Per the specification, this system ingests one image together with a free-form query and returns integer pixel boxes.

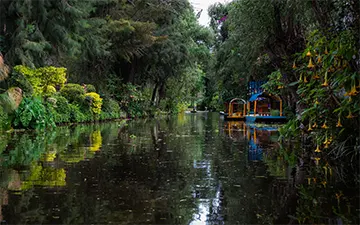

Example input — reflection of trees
[293,158,359,225]
[2,118,201,224]
[2,114,358,224]
[20,163,66,190]
[258,135,359,224]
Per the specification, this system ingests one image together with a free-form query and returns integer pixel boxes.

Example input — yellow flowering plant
[290,29,359,155]
[85,92,103,114]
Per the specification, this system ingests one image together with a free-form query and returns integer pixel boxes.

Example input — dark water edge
[0,112,358,224]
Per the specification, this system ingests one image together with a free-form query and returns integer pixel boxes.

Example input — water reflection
[0,113,358,224]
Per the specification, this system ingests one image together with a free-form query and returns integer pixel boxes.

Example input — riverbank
[0,65,167,130]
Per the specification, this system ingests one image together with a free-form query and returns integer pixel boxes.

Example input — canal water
[0,112,358,224]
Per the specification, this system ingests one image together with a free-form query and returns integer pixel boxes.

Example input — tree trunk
[151,83,158,106]
[157,83,165,106]
[128,59,136,84]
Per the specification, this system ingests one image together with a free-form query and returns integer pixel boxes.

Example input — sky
[190,0,228,26]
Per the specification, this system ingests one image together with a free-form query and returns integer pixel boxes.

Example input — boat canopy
[249,92,263,102]
[249,92,281,102]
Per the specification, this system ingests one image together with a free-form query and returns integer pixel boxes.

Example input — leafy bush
[60,83,85,104]
[7,70,34,96]
[44,85,56,96]
[68,104,84,122]
[52,95,70,115]
[107,83,150,117]
[68,104,93,122]
[100,98,122,119]
[13,97,55,129]
[287,30,359,155]
[85,84,96,93]
[0,104,9,129]
[85,92,103,114]
[47,96,70,123]
[270,109,280,116]
[13,65,67,95]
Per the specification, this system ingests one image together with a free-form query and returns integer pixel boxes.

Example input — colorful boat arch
[225,98,247,120]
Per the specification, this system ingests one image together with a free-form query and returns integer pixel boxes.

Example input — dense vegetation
[203,1,359,223]
[0,1,359,223]
[0,0,358,160]
[0,0,213,129]
[204,1,359,155]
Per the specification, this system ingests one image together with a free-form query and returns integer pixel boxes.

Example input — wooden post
[243,104,246,116]
[247,102,250,115]
[254,129,257,143]
[254,101,257,115]
[280,99,283,116]
[228,103,232,115]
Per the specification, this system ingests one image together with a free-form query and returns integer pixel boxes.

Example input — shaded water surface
[0,113,358,224]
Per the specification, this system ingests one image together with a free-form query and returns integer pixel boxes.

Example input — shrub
[45,85,56,96]
[68,104,84,122]
[68,104,93,122]
[85,84,96,93]
[103,98,120,113]
[60,83,85,104]
[7,70,34,96]
[52,95,70,115]
[13,97,55,129]
[48,95,70,123]
[0,104,9,129]
[85,92,102,114]
[270,109,280,116]
[100,98,122,120]
[13,65,67,96]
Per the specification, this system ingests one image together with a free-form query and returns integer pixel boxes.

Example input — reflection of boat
[224,98,246,121]
[245,92,287,123]
[246,125,279,161]
[223,121,247,141]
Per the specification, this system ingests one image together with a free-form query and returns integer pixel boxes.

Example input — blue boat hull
[245,115,287,123]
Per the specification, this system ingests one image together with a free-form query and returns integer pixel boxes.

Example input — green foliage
[50,95,71,123]
[60,83,85,104]
[0,92,17,113]
[270,109,280,116]
[0,104,9,129]
[68,104,92,123]
[100,98,122,120]
[262,70,284,96]
[291,29,359,155]
[13,65,67,95]
[13,97,55,129]
[109,83,149,118]
[7,70,34,96]
[279,118,300,140]
[85,84,96,93]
